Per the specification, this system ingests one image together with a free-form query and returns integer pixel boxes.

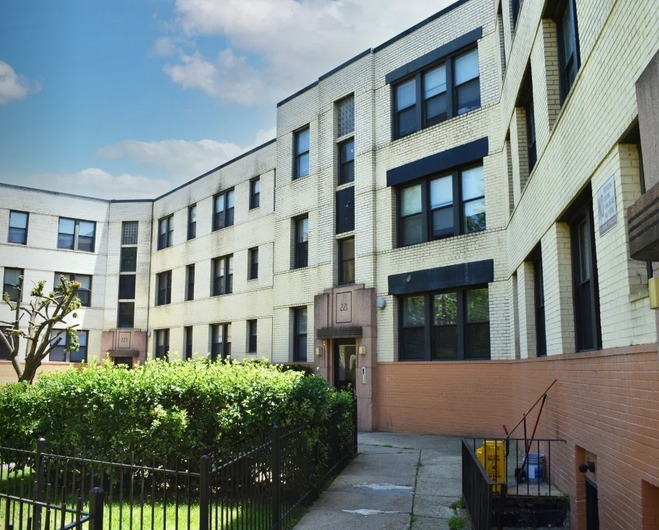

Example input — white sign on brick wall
[597,175,617,236]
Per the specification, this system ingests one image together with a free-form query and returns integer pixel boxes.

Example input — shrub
[0,359,354,463]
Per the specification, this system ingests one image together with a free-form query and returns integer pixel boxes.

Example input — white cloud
[18,169,172,200]
[161,0,458,104]
[98,137,249,178]
[10,131,276,201]
[0,60,40,106]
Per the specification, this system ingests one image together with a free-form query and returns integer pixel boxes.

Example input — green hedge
[0,359,354,461]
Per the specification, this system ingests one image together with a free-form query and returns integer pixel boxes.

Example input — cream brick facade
[2,1,659,522]
[0,0,656,384]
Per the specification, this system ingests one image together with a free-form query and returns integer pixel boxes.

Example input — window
[399,287,490,361]
[0,327,12,359]
[184,326,193,360]
[571,203,601,351]
[248,247,259,280]
[122,221,138,245]
[526,92,537,172]
[49,330,88,363]
[158,215,173,250]
[293,127,310,179]
[293,307,307,362]
[533,253,546,357]
[58,218,96,252]
[293,216,309,269]
[188,205,197,240]
[117,302,135,328]
[118,275,136,300]
[398,165,485,247]
[55,273,92,307]
[213,190,235,230]
[337,96,355,137]
[556,0,580,102]
[8,210,29,245]
[156,271,172,306]
[3,268,23,302]
[393,47,480,139]
[338,139,355,185]
[247,320,257,353]
[120,247,137,272]
[212,255,233,296]
[249,177,260,209]
[186,264,195,301]
[211,323,231,361]
[339,237,355,285]
[511,0,522,28]
[336,187,355,234]
[154,329,170,360]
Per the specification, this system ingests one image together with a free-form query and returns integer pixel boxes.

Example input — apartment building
[1,0,658,526]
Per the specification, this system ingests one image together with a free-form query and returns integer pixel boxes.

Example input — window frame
[8,210,29,245]
[184,326,193,360]
[186,264,195,301]
[392,45,480,140]
[212,255,233,296]
[154,329,170,360]
[511,0,522,29]
[55,272,92,307]
[213,189,235,231]
[293,215,309,269]
[49,330,88,363]
[249,177,261,209]
[121,221,139,245]
[555,0,580,103]
[187,204,197,240]
[338,138,355,185]
[533,253,547,357]
[398,286,490,361]
[293,307,307,362]
[570,202,601,352]
[3,268,23,302]
[338,237,355,285]
[120,247,137,272]
[397,164,486,247]
[210,323,231,361]
[247,320,257,353]
[58,217,96,252]
[117,302,135,328]
[248,247,259,280]
[157,215,174,250]
[293,127,310,180]
[0,326,12,359]
[156,270,172,306]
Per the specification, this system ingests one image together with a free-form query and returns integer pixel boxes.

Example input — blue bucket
[525,453,545,483]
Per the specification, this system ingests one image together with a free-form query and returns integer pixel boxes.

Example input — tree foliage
[1,276,81,383]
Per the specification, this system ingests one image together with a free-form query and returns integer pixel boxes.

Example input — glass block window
[337,95,355,137]
[122,221,139,245]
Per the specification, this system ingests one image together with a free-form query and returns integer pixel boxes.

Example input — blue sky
[0,0,456,199]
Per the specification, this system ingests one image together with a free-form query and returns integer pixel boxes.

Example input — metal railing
[463,437,567,530]
[1,401,357,530]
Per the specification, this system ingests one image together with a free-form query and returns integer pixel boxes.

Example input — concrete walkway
[295,432,472,530]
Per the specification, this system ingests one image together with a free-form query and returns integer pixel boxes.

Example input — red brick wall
[375,345,659,529]
[0,361,73,383]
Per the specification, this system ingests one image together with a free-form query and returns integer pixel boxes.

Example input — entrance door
[334,339,356,391]
[585,477,599,530]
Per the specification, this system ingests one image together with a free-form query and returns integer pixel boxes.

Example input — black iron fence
[1,402,357,530]
[463,437,567,529]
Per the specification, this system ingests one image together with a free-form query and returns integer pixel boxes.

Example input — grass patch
[449,495,466,509]
[448,514,465,530]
